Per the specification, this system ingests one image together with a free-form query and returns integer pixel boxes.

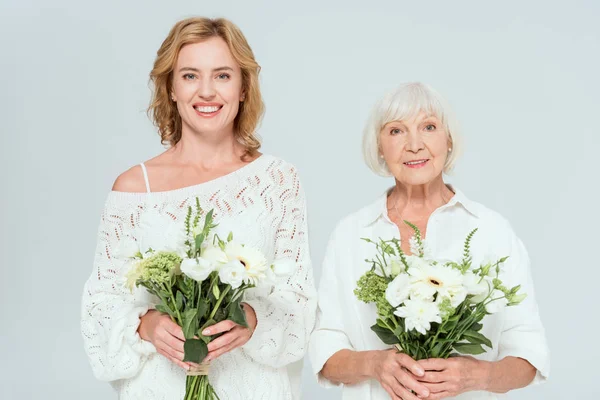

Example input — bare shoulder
[112,165,147,193]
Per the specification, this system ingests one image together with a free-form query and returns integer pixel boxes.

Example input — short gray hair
[362,82,461,176]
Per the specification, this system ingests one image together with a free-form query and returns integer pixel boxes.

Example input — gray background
[1,0,598,398]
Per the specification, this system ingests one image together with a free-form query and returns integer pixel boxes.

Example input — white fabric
[309,186,550,400]
[81,155,317,400]
[139,162,151,193]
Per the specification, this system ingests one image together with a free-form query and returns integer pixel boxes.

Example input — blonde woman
[81,17,316,399]
[309,83,549,399]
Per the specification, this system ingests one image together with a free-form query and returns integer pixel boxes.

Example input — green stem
[209,286,231,320]
[167,285,183,325]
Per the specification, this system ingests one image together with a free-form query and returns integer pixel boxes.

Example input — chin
[395,173,439,186]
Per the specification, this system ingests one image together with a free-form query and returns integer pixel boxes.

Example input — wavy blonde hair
[148,17,264,155]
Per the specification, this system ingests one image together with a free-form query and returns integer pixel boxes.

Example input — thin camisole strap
[139,163,151,193]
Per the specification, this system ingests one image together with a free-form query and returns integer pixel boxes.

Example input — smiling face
[379,112,450,186]
[171,37,245,138]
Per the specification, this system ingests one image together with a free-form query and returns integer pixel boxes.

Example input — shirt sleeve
[497,233,550,385]
[241,167,317,368]
[309,224,355,388]
[81,196,156,381]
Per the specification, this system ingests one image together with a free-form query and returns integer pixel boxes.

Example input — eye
[424,124,437,131]
[183,73,196,80]
[217,73,231,80]
[390,128,402,135]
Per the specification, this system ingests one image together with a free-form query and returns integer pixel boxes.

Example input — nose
[406,129,425,153]
[197,78,216,100]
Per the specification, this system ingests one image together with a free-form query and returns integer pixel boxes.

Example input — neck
[169,126,245,167]
[389,175,453,218]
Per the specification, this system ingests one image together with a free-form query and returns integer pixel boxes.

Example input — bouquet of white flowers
[355,222,526,360]
[122,199,289,399]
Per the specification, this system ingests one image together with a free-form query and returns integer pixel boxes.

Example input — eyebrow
[178,66,234,73]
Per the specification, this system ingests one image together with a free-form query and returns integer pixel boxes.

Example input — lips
[193,103,223,117]
[403,159,429,168]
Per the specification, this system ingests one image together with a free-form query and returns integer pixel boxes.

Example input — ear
[240,91,246,102]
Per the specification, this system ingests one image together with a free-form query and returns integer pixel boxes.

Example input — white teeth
[405,160,427,165]
[195,106,220,113]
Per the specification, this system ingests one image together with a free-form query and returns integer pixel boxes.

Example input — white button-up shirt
[309,187,549,399]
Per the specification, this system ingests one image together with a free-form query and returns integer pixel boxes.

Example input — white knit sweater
[81,155,317,399]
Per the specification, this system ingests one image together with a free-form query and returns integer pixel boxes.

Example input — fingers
[202,320,237,336]
[382,383,404,400]
[419,370,445,384]
[156,345,188,370]
[206,326,251,360]
[389,377,421,400]
[207,336,243,361]
[418,358,447,372]
[396,353,425,377]
[161,317,186,341]
[207,330,237,353]
[394,368,430,399]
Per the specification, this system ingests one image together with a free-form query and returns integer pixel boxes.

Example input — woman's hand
[138,310,191,370]
[417,356,490,399]
[371,350,430,400]
[202,303,258,361]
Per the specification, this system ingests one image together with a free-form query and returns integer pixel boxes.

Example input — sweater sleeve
[81,194,156,381]
[241,166,317,368]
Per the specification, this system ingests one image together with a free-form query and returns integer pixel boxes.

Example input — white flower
[181,257,214,282]
[405,255,430,270]
[463,271,492,303]
[201,245,228,266]
[124,259,143,291]
[394,298,442,335]
[225,241,268,283]
[385,274,411,307]
[384,258,405,277]
[408,263,467,306]
[409,236,422,256]
[137,208,188,257]
[485,291,509,314]
[218,260,247,289]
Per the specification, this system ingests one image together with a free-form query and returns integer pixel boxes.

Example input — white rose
[385,274,411,308]
[181,257,214,282]
[218,260,247,289]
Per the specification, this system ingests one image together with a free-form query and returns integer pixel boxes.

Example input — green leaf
[204,209,214,228]
[195,234,205,253]
[370,323,400,345]
[440,315,459,333]
[175,291,183,311]
[183,338,208,363]
[227,232,234,242]
[469,322,483,332]
[197,319,217,343]
[197,299,209,319]
[182,308,199,339]
[155,304,174,318]
[462,330,492,348]
[229,303,248,328]
[453,342,486,355]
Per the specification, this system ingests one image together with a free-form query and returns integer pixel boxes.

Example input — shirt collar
[360,184,480,227]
